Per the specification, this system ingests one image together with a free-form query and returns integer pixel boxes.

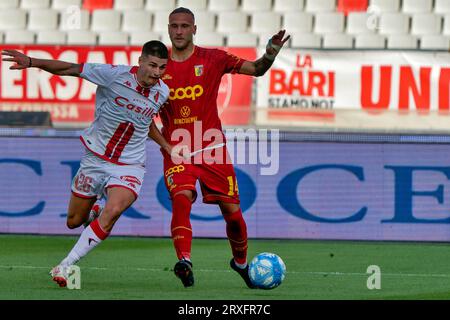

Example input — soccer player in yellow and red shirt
[149,7,289,288]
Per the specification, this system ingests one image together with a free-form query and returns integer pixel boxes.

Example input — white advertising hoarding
[256,50,450,131]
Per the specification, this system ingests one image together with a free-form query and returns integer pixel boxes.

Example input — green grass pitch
[0,234,450,300]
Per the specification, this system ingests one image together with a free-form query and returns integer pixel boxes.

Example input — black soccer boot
[174,259,194,288]
[230,258,257,289]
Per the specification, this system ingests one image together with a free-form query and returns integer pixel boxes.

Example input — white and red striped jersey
[79,63,169,165]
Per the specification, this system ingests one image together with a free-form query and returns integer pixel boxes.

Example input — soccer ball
[249,252,286,289]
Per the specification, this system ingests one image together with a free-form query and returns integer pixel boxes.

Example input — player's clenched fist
[1,49,32,70]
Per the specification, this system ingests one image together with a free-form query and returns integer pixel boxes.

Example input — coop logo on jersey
[169,85,204,101]
[194,65,203,76]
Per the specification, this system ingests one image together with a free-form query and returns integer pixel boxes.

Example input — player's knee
[102,205,123,219]
[220,202,241,216]
[66,218,81,229]
[174,190,194,202]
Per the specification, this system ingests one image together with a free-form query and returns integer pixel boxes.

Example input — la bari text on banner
[256,49,450,131]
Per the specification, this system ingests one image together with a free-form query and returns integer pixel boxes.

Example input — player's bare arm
[1,49,81,76]
[239,30,290,77]
[149,121,185,160]
[149,121,172,154]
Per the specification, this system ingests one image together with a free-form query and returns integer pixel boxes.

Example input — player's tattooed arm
[238,30,290,77]
[1,49,82,76]
[252,56,275,77]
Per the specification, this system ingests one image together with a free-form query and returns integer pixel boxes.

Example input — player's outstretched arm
[238,30,290,77]
[2,49,82,76]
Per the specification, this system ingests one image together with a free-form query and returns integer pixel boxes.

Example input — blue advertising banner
[1,135,450,241]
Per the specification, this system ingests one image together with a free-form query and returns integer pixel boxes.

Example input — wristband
[264,38,281,61]
[28,57,32,68]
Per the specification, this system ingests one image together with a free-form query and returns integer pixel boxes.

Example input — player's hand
[166,145,190,162]
[1,49,32,70]
[266,30,290,57]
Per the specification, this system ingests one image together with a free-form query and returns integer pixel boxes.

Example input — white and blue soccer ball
[249,252,286,289]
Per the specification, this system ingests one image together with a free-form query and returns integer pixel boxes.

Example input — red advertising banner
[0,45,255,127]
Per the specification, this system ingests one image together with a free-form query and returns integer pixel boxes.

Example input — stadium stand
[28,9,59,31]
[282,12,314,34]
[194,31,225,46]
[194,11,216,32]
[91,9,122,32]
[0,0,19,9]
[178,0,208,11]
[241,0,273,12]
[122,11,153,32]
[217,12,249,34]
[250,12,282,35]
[387,34,418,49]
[21,0,51,9]
[37,30,67,44]
[145,0,176,11]
[208,0,239,12]
[226,32,258,47]
[52,0,83,11]
[291,33,322,48]
[0,0,448,50]
[337,0,368,15]
[66,30,97,44]
[152,10,173,33]
[129,31,161,45]
[314,12,345,34]
[402,0,433,13]
[98,31,129,45]
[370,0,401,13]
[346,12,375,34]
[83,0,113,11]
[436,0,450,14]
[113,0,144,11]
[323,33,353,48]
[4,30,35,44]
[354,33,385,48]
[59,9,91,30]
[0,9,27,31]
[273,0,305,12]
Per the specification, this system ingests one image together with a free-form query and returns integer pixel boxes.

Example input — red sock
[223,208,248,265]
[171,193,193,261]
[90,218,109,240]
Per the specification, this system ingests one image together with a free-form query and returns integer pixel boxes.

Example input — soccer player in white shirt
[2,41,170,287]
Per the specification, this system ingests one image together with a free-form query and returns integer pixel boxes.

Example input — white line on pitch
[1,265,450,278]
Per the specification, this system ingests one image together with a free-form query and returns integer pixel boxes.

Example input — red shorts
[162,148,240,204]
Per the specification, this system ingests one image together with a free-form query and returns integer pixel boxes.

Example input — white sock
[234,260,248,269]
[60,222,107,267]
